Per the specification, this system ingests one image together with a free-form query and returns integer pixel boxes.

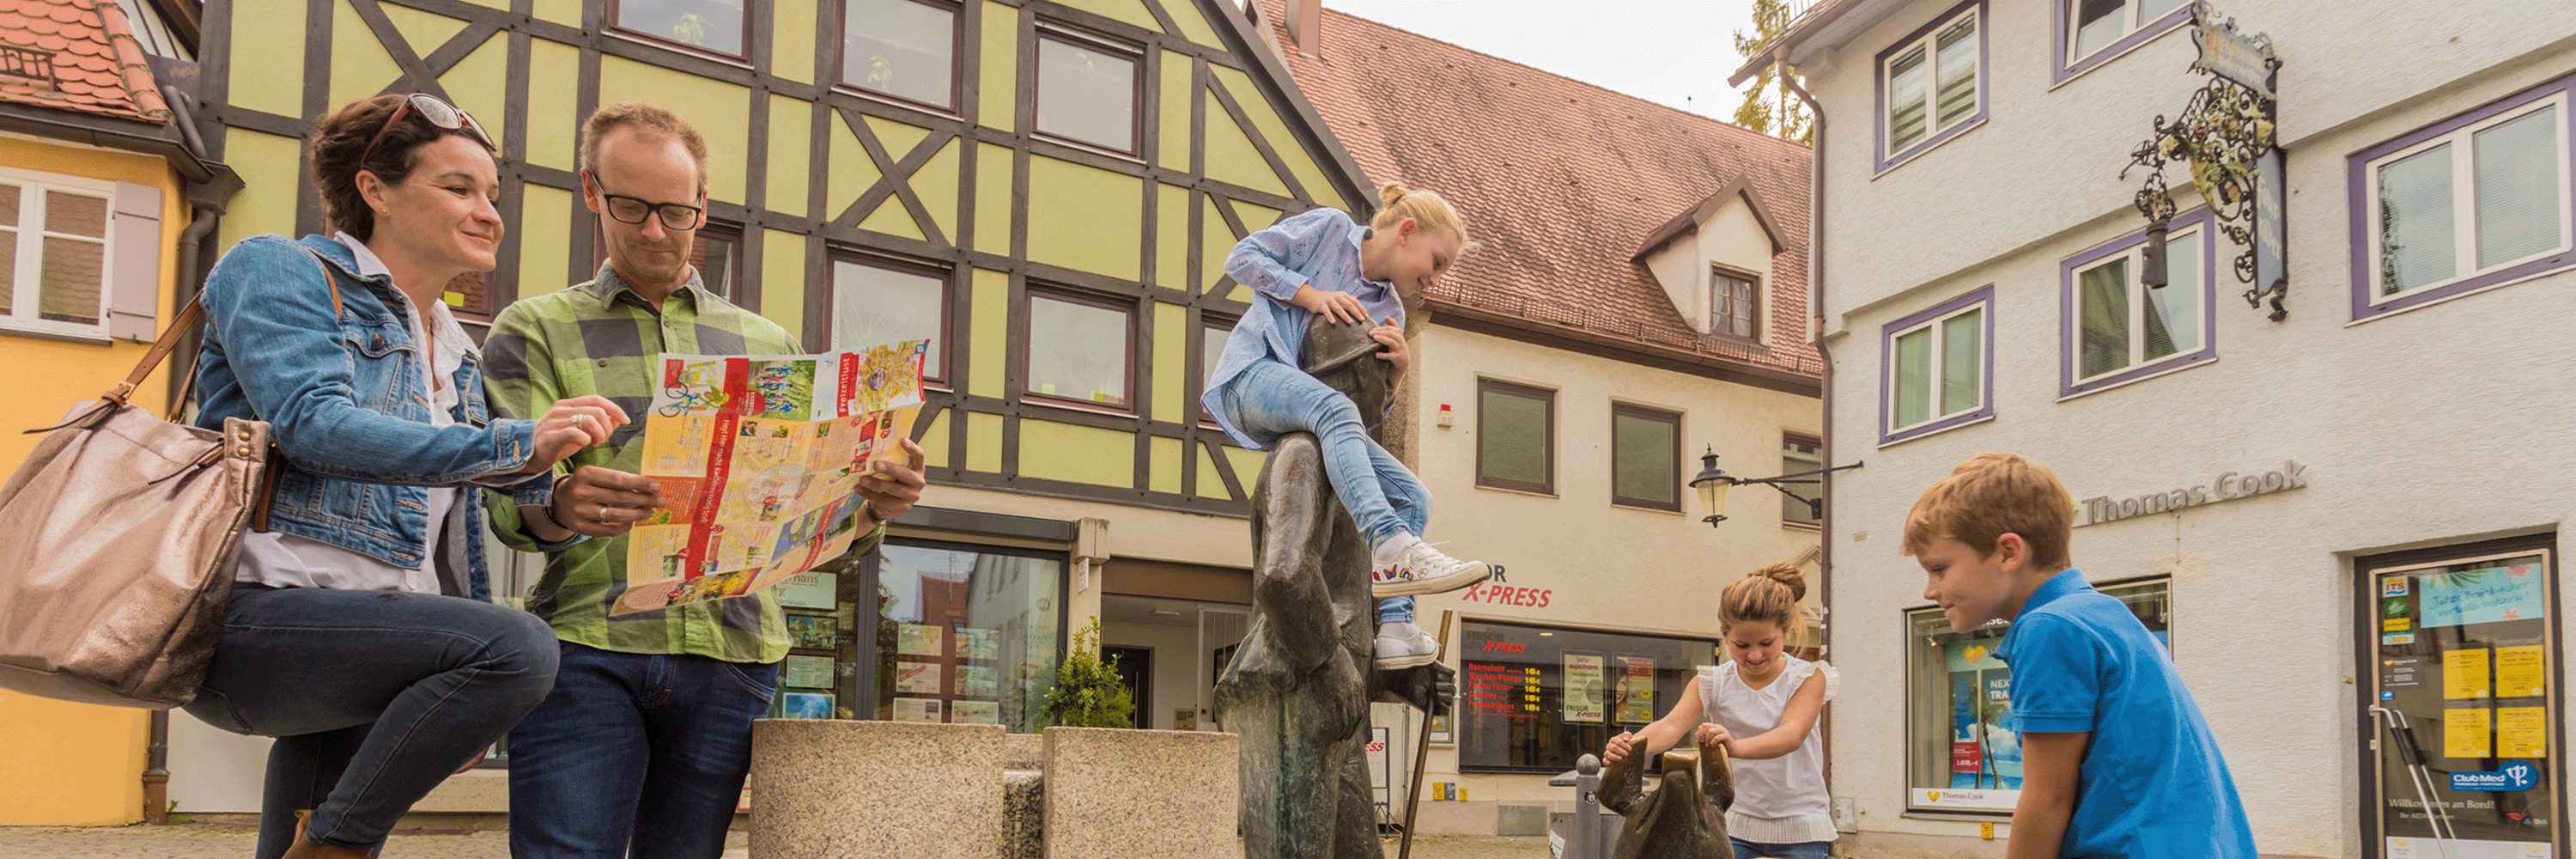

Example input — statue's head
[1300,320,1394,434]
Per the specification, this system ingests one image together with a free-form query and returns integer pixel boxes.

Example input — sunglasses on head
[358,93,496,168]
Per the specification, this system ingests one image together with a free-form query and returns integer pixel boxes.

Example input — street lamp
[1691,446,1733,527]
[1688,445,1864,530]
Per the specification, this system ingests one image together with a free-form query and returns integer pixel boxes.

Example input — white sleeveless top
[1699,656,1839,844]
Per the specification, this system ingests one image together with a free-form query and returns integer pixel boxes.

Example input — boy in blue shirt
[1905,453,2257,859]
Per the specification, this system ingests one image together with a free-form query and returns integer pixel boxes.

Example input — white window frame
[2360,92,2575,302]
[2062,0,2191,69]
[2066,219,2213,390]
[0,167,118,341]
[1878,1,1983,168]
[1885,299,1988,439]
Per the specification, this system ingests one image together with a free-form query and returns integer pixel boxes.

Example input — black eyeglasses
[589,175,705,231]
[359,93,495,168]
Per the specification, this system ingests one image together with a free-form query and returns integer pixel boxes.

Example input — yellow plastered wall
[595,57,750,204]
[1020,420,1133,486]
[761,229,808,341]
[0,139,183,826]
[1027,156,1141,280]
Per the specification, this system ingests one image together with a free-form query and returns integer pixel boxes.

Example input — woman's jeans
[1221,358,1430,624]
[180,585,558,857]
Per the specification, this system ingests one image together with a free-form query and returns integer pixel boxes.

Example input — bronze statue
[1212,320,1453,859]
[1598,742,1735,859]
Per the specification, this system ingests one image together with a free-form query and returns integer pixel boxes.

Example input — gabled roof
[1632,174,1790,262]
[1255,0,1821,385]
[0,0,172,123]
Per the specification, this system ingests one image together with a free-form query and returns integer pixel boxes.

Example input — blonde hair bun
[1379,181,1411,207]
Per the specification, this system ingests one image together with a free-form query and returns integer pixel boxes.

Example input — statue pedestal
[1042,727,1240,859]
[748,721,1004,859]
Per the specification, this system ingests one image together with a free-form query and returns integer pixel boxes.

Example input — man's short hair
[580,100,710,195]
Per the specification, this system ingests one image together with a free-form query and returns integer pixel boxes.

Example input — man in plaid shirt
[483,101,929,859]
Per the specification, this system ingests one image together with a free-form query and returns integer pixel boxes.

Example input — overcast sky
[1319,0,1769,120]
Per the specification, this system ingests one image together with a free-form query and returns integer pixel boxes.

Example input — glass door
[2359,537,2564,859]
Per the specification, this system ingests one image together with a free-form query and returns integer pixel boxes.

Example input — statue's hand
[1372,660,1455,714]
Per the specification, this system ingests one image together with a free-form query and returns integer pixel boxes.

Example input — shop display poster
[1616,656,1656,724]
[1945,640,2020,790]
[898,623,946,656]
[2444,649,2493,699]
[785,614,837,650]
[2496,645,2548,698]
[780,691,834,720]
[2444,707,2493,758]
[2418,565,2548,628]
[1562,654,1606,723]
[951,700,1001,725]
[894,661,944,695]
[775,572,837,610]
[957,626,1000,661]
[893,698,942,723]
[612,342,927,616]
[956,665,999,698]
[2496,706,2548,758]
[781,655,835,689]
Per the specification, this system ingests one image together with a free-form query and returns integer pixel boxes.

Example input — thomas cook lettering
[2080,460,2307,526]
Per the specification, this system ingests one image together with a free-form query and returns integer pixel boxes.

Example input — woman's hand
[525,395,629,472]
[1693,722,1734,749]
[1290,284,1370,326]
[1370,318,1409,383]
[1605,731,1637,764]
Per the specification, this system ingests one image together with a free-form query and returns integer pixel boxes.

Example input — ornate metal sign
[2122,2,2285,320]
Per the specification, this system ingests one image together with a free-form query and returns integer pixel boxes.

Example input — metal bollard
[1546,754,1609,859]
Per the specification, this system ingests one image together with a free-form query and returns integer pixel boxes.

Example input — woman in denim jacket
[184,94,625,859]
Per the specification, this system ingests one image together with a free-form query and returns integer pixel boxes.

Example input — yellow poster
[2495,645,2547,698]
[2496,707,2547,758]
[2444,708,2491,758]
[2443,649,2491,699]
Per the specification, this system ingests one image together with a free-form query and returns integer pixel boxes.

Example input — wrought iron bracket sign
[2121,2,2287,320]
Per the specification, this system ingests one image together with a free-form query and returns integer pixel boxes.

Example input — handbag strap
[249,246,349,533]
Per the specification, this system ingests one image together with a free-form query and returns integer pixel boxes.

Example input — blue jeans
[507,642,781,859]
[1221,358,1429,624]
[180,585,558,858]
[1731,838,1832,859]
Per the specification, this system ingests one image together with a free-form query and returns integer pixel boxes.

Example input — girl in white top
[1605,564,1838,859]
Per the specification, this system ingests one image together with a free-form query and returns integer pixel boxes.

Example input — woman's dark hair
[310,94,491,241]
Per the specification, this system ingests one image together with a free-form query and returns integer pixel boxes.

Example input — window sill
[1878,411,1995,448]
[2348,256,2576,326]
[1902,809,2013,822]
[1610,500,1686,515]
[1782,521,1822,533]
[1874,115,1987,179]
[838,84,964,120]
[2058,352,2218,402]
[605,29,753,70]
[1474,483,1558,500]
[1025,396,1137,419]
[1030,131,1149,167]
[0,321,113,345]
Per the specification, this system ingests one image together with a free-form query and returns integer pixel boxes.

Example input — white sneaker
[1370,534,1492,598]
[1375,620,1439,668]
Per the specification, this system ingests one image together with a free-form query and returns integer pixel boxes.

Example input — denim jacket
[191,235,541,599]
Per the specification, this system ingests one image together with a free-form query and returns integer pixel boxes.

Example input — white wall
[1643,194,1781,338]
[1797,8,2576,853]
[1100,620,1208,732]
[1399,324,1822,830]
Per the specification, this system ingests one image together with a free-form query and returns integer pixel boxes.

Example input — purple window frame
[1874,0,1988,175]
[1879,285,1996,446]
[2348,71,2576,322]
[2050,0,2196,87]
[2059,207,2219,398]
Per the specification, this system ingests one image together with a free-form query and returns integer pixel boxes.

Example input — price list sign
[1463,661,1543,719]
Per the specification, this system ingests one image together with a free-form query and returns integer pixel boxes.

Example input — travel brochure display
[611,341,929,617]
[899,623,945,656]
[781,691,834,720]
[878,621,1006,725]
[893,698,942,723]
[2371,561,2554,852]
[1946,640,2021,791]
[894,661,943,695]
[781,655,834,690]
[775,572,836,610]
[786,614,836,651]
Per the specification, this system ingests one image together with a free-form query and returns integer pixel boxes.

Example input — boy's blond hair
[1902,452,2075,570]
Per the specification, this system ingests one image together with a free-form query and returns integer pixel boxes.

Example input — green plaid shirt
[483,263,883,664]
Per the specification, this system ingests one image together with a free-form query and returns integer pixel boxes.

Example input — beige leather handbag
[0,296,281,709]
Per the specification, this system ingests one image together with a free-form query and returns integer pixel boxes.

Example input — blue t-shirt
[1995,570,2257,859]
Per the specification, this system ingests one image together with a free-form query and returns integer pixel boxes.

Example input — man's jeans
[1221,357,1431,624]
[507,642,781,859]
[179,585,558,859]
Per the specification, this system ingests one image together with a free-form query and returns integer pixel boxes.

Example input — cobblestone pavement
[0,825,1552,858]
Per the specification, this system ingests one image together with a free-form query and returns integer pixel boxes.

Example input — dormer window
[1711,267,1759,340]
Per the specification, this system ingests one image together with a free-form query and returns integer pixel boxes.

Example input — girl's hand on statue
[1694,722,1733,748]
[1604,731,1635,764]
[1290,285,1369,326]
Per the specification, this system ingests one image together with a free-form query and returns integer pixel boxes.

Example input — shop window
[1035,28,1142,155]
[838,539,1066,730]
[832,253,951,384]
[2061,210,2215,397]
[1024,285,1135,411]
[1877,0,1984,173]
[1710,267,1759,340]
[1880,286,1991,444]
[842,0,962,112]
[1476,378,1554,495]
[607,0,748,58]
[2057,0,2190,82]
[1456,619,1717,773]
[1609,403,1681,512]
[2352,77,2574,321]
[1904,578,2169,813]
[2357,538,2561,856]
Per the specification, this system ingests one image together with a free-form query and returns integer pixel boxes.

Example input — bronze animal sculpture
[1212,320,1453,859]
[1598,742,1735,859]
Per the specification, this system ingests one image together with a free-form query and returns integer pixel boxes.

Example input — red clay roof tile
[0,0,172,124]
[1255,0,1820,379]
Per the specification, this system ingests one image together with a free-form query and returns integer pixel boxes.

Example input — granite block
[1042,728,1238,859]
[1002,769,1044,859]
[748,720,1004,859]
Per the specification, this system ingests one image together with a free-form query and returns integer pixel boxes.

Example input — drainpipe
[145,82,234,826]
[1779,58,1837,800]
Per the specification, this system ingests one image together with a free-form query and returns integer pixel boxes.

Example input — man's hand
[1370,317,1409,384]
[1289,284,1369,326]
[856,438,929,524]
[531,466,665,540]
